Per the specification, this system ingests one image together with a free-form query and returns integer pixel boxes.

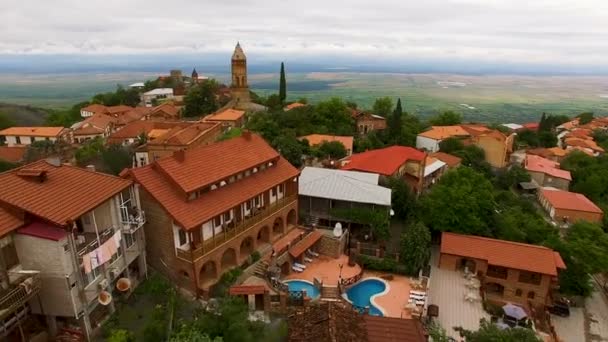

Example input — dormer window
[220,180,227,187]
[268,162,273,167]
[229,176,235,183]
[260,164,266,170]
[237,173,243,180]
[253,167,258,173]
[245,170,251,177]
[211,184,218,190]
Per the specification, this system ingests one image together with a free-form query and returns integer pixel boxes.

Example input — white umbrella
[502,303,527,320]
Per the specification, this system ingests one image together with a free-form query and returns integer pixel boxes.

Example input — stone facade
[316,231,348,258]
[528,170,570,191]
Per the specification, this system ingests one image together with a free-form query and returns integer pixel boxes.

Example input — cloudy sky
[1,0,607,67]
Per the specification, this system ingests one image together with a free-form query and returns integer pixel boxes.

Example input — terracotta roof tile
[418,126,470,140]
[522,123,539,131]
[0,207,23,236]
[146,122,219,147]
[284,102,306,111]
[204,108,245,122]
[364,315,427,342]
[564,137,604,152]
[107,121,190,143]
[106,105,133,114]
[81,104,109,115]
[0,146,27,163]
[341,146,425,176]
[441,232,565,276]
[430,152,461,168]
[0,160,132,226]
[299,134,354,152]
[540,188,603,214]
[150,103,180,118]
[0,126,65,137]
[73,114,115,136]
[229,285,267,295]
[524,154,572,180]
[289,230,323,257]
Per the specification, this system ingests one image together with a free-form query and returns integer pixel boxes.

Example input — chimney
[174,149,185,162]
[86,165,96,172]
[242,130,252,140]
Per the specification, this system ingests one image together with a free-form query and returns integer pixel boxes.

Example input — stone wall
[316,231,348,258]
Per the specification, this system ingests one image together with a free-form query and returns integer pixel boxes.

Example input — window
[518,271,542,285]
[254,196,261,207]
[271,188,275,196]
[124,233,135,249]
[245,170,251,177]
[211,184,218,190]
[515,289,522,297]
[223,211,231,222]
[245,201,250,210]
[486,265,508,279]
[527,291,535,299]
[237,173,243,180]
[214,216,222,227]
[1,242,19,270]
[178,229,188,246]
[15,136,21,144]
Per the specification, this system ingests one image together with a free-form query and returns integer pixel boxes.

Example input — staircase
[304,215,320,227]
[254,260,269,277]
[321,286,341,300]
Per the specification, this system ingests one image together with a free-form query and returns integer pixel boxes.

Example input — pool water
[345,278,386,316]
[285,280,320,299]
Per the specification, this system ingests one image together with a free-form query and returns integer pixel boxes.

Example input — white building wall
[416,135,441,152]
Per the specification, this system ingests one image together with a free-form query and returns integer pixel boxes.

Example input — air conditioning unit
[98,279,109,290]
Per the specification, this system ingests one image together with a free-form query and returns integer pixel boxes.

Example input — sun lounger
[410,290,427,296]
[307,249,319,257]
[294,262,307,269]
[304,257,313,263]
[292,265,304,273]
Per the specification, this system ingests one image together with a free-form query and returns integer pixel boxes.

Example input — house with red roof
[340,145,428,193]
[538,188,603,224]
[0,160,147,339]
[439,232,566,309]
[123,132,300,294]
[523,154,571,190]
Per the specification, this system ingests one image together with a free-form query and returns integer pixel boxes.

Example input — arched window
[527,291,535,299]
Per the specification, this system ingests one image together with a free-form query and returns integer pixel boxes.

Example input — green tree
[0,111,15,130]
[453,145,492,177]
[372,97,393,117]
[429,111,462,126]
[265,94,283,111]
[315,141,347,159]
[438,137,464,153]
[420,167,495,236]
[75,137,105,166]
[331,208,390,242]
[564,221,608,275]
[101,144,134,175]
[387,177,416,220]
[0,160,18,172]
[538,112,549,132]
[455,319,540,342]
[183,80,219,117]
[313,97,354,135]
[399,222,431,275]
[279,62,286,103]
[578,112,594,125]
[272,134,304,167]
[494,164,531,190]
[107,329,135,342]
[515,129,540,148]
[538,131,557,147]
[388,98,403,141]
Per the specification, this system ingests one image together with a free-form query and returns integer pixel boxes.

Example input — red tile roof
[364,316,427,342]
[229,285,267,295]
[341,146,425,176]
[149,103,180,118]
[522,123,539,131]
[107,121,190,143]
[17,221,67,241]
[524,155,571,180]
[0,160,132,227]
[273,227,306,254]
[0,207,23,236]
[204,108,245,122]
[0,126,65,137]
[284,102,306,111]
[0,146,27,163]
[73,114,114,136]
[106,105,133,114]
[540,189,603,214]
[299,134,354,152]
[146,122,219,147]
[289,230,323,258]
[81,104,108,115]
[440,232,565,276]
[125,135,299,230]
[154,133,280,193]
[430,152,461,168]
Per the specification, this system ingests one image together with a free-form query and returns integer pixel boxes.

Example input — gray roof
[299,167,391,206]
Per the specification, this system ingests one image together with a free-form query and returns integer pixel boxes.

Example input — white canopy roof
[299,167,391,207]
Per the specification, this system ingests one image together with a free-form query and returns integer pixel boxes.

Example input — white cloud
[1,0,607,65]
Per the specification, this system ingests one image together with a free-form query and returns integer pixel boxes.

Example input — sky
[1,0,608,70]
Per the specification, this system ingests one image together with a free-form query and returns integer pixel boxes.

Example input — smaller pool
[284,280,320,299]
[345,278,386,316]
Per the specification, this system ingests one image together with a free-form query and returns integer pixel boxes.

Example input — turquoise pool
[345,278,386,316]
[284,280,320,299]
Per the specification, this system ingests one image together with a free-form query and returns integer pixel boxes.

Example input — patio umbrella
[502,303,527,320]
[495,322,510,330]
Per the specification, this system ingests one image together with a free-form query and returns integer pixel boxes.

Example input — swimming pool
[345,278,387,316]
[284,280,320,299]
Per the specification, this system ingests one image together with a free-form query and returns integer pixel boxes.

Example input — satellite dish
[333,222,343,237]
[116,278,132,292]
[98,291,112,306]
[390,209,395,217]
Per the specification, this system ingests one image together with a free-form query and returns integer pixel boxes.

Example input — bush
[107,329,135,342]
[251,251,261,263]
[357,255,407,275]
[210,268,243,297]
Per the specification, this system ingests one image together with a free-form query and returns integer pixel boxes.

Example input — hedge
[356,254,407,275]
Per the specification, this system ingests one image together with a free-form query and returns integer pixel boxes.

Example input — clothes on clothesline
[81,230,122,274]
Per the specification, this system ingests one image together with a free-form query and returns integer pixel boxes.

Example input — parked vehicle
[548,300,571,317]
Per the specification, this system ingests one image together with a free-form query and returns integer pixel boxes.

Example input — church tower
[230,42,250,104]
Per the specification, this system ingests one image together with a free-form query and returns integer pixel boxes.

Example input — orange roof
[0,146,27,163]
[273,227,306,254]
[284,102,306,111]
[289,230,323,257]
[204,108,245,122]
[460,124,491,136]
[559,119,579,130]
[566,146,595,156]
[107,121,190,143]
[0,160,132,227]
[81,104,108,115]
[430,152,461,168]
[153,133,280,193]
[0,126,65,137]
[524,155,571,180]
[547,147,568,157]
[522,123,539,131]
[229,285,267,295]
[73,114,114,135]
[440,232,565,276]
[418,126,470,140]
[125,136,299,230]
[0,207,23,236]
[150,103,180,118]
[146,122,219,147]
[541,188,603,214]
[364,316,427,342]
[299,134,354,152]
[564,137,604,152]
[341,146,425,176]
[106,105,133,114]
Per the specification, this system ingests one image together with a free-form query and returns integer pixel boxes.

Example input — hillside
[0,102,48,126]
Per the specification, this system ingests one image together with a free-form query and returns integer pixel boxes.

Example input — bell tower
[230,42,250,104]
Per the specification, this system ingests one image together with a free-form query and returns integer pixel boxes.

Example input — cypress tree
[538,112,548,132]
[389,98,403,140]
[279,62,287,102]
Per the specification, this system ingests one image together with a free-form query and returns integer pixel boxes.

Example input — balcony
[75,228,114,255]
[176,194,297,263]
[120,206,146,234]
[0,273,41,321]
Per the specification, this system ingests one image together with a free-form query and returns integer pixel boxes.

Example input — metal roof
[299,167,391,206]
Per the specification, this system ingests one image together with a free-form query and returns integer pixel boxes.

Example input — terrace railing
[177,195,297,263]
[0,274,41,321]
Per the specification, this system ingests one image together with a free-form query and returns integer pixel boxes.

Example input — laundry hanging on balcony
[82,231,122,273]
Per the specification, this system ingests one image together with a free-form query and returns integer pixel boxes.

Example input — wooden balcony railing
[0,274,41,321]
[176,194,297,263]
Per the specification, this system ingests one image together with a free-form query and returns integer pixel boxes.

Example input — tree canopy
[372,97,393,117]
[314,141,347,159]
[399,222,431,275]
[455,319,541,342]
[183,80,220,117]
[429,110,462,126]
[564,221,608,275]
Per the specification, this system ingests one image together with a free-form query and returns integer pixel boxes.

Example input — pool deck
[283,254,414,319]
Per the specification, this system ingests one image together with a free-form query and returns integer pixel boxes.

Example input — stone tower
[191,68,198,81]
[230,42,251,104]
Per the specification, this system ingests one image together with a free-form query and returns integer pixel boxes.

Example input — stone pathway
[586,280,608,341]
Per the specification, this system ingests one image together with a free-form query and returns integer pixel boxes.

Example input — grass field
[1,72,607,123]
